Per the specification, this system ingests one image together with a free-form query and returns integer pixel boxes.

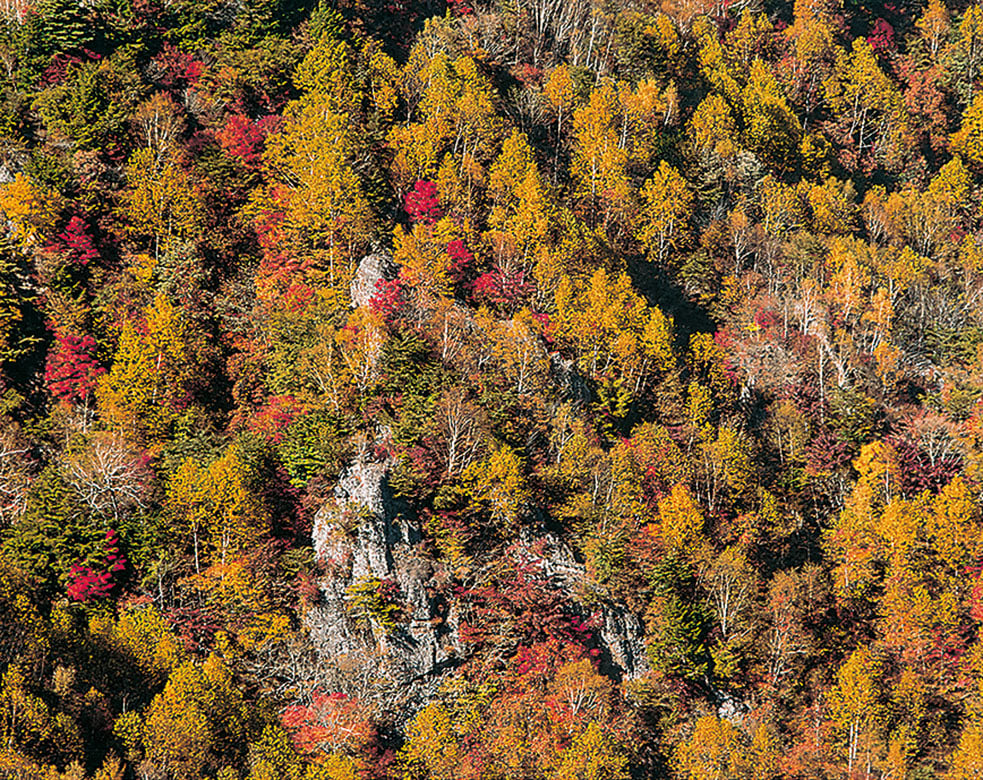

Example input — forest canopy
[2,0,983,778]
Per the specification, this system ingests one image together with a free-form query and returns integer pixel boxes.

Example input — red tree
[44,331,105,404]
[404,180,442,224]
[66,528,127,602]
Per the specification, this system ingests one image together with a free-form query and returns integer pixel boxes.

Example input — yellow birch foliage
[336,306,386,397]
[97,294,197,443]
[393,217,462,300]
[486,129,551,267]
[828,645,885,776]
[554,720,629,780]
[948,721,983,780]
[89,604,183,685]
[687,93,737,160]
[570,80,632,221]
[742,58,802,170]
[929,475,983,579]
[167,447,269,567]
[553,268,660,388]
[389,52,501,196]
[0,173,60,247]
[263,100,374,295]
[916,0,950,61]
[462,444,530,532]
[122,147,203,259]
[656,483,707,559]
[952,92,983,169]
[676,714,745,780]
[400,704,461,780]
[807,176,857,234]
[693,16,742,103]
[638,161,693,264]
[143,654,250,780]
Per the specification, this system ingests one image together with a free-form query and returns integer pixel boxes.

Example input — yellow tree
[543,63,576,181]
[400,704,461,780]
[725,8,774,74]
[489,308,551,395]
[656,483,707,562]
[363,39,400,121]
[828,646,885,778]
[0,173,60,248]
[263,99,374,297]
[122,147,204,261]
[543,63,576,132]
[618,77,679,167]
[949,721,983,780]
[916,0,950,62]
[951,92,983,169]
[823,37,909,167]
[554,720,630,780]
[388,52,502,207]
[143,654,250,780]
[952,3,983,99]
[786,0,840,117]
[292,36,359,110]
[638,161,693,265]
[90,604,184,685]
[697,426,754,516]
[925,155,972,237]
[806,177,857,235]
[758,175,806,239]
[693,16,742,105]
[167,446,270,572]
[462,445,530,533]
[875,496,937,661]
[393,217,462,301]
[929,475,983,584]
[742,58,802,171]
[552,268,655,392]
[486,129,552,271]
[687,93,737,162]
[570,80,632,225]
[97,294,198,444]
[746,724,781,780]
[676,714,746,780]
[824,441,898,601]
[335,306,387,398]
[825,238,873,327]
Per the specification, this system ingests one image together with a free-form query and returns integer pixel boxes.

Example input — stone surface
[308,450,459,685]
[521,534,651,681]
[308,452,651,690]
[350,252,397,309]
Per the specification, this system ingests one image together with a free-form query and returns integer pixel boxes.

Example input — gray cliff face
[350,252,398,309]
[308,452,650,687]
[549,353,592,404]
[597,605,650,681]
[308,451,460,686]
[523,535,651,682]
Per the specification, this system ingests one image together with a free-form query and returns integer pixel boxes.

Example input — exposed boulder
[350,251,398,309]
[597,605,650,681]
[308,449,460,685]
[520,534,651,681]
[308,454,651,691]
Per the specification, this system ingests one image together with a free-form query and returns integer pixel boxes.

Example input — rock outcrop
[307,451,651,690]
[307,449,460,687]
[350,251,398,309]
[549,352,592,403]
[522,534,651,681]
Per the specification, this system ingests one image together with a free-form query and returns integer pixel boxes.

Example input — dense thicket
[3,0,983,777]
